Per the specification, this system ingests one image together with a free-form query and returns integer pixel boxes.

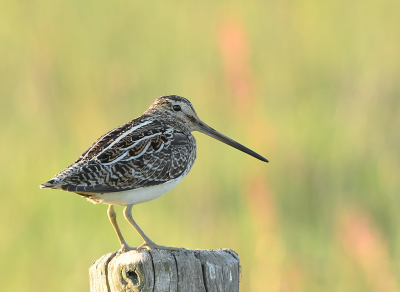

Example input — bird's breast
[86,175,185,206]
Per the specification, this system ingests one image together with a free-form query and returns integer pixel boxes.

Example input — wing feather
[44,121,195,193]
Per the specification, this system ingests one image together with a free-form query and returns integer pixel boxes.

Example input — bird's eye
[173,105,181,111]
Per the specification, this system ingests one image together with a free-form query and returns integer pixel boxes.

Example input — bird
[40,95,268,252]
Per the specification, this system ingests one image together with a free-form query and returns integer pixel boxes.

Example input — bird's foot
[138,241,186,251]
[118,243,137,253]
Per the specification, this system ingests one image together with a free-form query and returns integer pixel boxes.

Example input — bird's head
[147,95,269,163]
[147,95,201,131]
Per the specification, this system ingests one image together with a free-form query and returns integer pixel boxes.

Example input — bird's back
[41,114,197,197]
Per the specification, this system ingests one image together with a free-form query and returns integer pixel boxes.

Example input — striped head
[146,95,201,131]
[147,95,269,163]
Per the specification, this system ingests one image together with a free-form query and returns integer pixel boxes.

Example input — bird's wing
[42,119,194,193]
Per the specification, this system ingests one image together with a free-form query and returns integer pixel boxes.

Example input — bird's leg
[123,204,184,251]
[107,205,136,252]
[123,204,155,246]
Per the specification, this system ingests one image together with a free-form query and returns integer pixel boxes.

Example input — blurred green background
[1,0,400,291]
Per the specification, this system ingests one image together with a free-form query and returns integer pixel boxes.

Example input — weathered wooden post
[89,249,241,292]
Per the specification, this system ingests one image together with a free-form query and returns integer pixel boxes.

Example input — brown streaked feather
[41,116,196,194]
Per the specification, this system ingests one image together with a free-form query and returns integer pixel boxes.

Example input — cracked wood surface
[89,249,240,292]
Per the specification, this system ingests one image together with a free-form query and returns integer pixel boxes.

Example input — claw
[138,242,186,251]
[118,243,137,253]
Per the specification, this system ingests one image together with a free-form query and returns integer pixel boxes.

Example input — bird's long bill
[197,121,269,163]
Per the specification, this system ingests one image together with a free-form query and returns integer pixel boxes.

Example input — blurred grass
[1,0,400,291]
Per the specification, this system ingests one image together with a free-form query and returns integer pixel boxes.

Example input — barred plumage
[41,117,196,198]
[40,95,268,251]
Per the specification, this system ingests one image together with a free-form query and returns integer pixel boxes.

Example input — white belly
[88,176,184,206]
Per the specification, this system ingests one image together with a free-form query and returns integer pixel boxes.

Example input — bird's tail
[40,179,61,189]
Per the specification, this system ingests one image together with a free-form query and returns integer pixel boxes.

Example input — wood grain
[89,249,240,292]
